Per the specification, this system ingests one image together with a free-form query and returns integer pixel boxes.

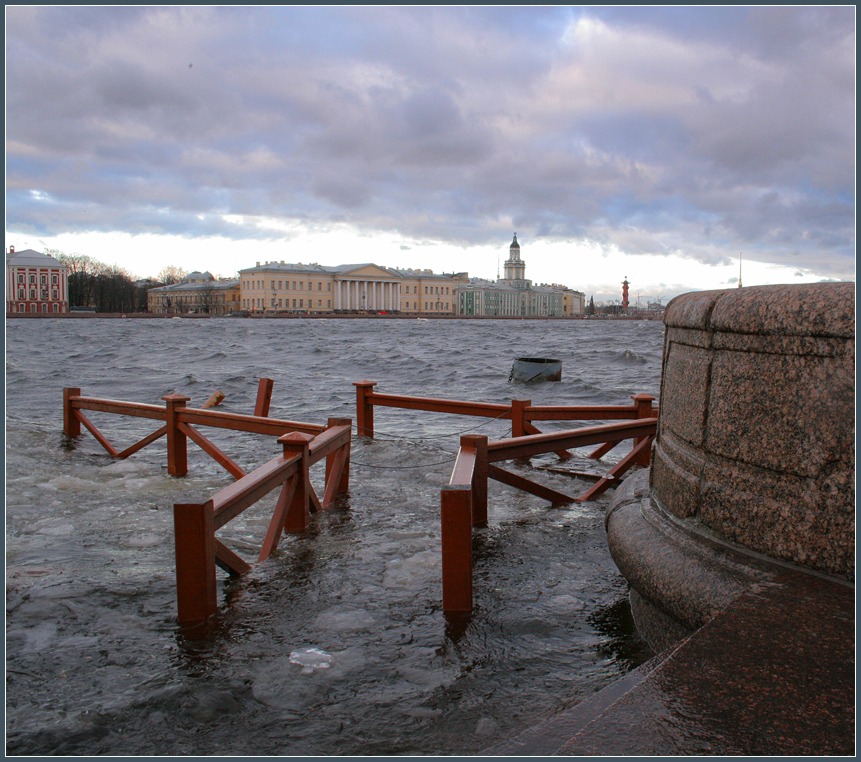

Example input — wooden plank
[258,477,298,561]
[575,436,653,502]
[75,411,120,458]
[178,421,246,479]
[488,418,657,462]
[211,454,301,529]
[74,398,166,420]
[116,425,168,459]
[488,464,575,506]
[179,407,323,437]
[369,392,510,419]
[214,538,252,576]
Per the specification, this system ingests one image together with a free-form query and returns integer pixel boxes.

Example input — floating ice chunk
[383,550,439,588]
[289,647,334,674]
[43,475,99,491]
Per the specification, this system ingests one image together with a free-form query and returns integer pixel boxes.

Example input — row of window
[16,303,61,312]
[242,280,452,296]
[15,273,60,286]
[17,289,60,301]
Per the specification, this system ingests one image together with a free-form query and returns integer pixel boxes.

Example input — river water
[6,316,663,755]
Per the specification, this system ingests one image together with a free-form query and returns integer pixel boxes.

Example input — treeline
[50,251,184,312]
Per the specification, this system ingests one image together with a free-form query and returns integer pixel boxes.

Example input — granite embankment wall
[651,282,855,578]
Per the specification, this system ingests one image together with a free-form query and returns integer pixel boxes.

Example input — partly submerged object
[509,357,562,383]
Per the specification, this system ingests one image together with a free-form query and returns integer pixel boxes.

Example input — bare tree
[53,250,104,307]
[157,265,186,285]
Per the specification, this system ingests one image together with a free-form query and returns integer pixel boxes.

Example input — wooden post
[325,417,352,496]
[280,432,315,532]
[173,501,217,624]
[162,394,191,476]
[441,485,473,613]
[461,435,488,528]
[632,393,656,466]
[511,399,531,438]
[63,387,81,438]
[354,380,377,438]
[254,378,274,417]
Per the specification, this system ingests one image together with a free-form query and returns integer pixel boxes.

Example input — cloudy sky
[5,5,855,303]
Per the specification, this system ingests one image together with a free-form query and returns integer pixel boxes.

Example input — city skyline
[6,6,855,304]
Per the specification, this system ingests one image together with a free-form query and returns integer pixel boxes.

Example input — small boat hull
[509,357,562,383]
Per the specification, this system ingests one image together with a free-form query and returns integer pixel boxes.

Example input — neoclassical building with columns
[239,261,468,314]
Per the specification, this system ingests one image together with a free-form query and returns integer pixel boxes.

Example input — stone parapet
[652,283,854,578]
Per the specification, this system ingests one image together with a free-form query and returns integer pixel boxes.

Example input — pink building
[6,247,69,314]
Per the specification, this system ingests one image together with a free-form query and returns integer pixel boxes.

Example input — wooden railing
[63,378,323,478]
[441,418,658,613]
[174,419,352,624]
[354,379,656,462]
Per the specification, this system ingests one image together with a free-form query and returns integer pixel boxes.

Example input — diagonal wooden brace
[575,435,653,502]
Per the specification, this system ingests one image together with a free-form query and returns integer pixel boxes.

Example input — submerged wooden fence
[174,419,351,624]
[441,418,658,613]
[62,379,351,624]
[63,377,657,624]
[63,378,321,477]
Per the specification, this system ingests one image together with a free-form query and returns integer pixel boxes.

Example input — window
[18,289,24,299]
[292,299,296,308]
[29,290,36,300]
[52,275,58,285]
[317,300,322,307]
[53,303,59,313]
[18,303,24,312]
[308,282,312,291]
[318,282,322,291]
[299,299,303,308]
[29,275,36,284]
[17,274,23,284]
[327,283,331,291]
[41,275,48,285]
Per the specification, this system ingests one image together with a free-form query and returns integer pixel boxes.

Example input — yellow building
[147,271,240,315]
[239,261,468,315]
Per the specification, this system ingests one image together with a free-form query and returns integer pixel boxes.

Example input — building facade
[455,235,582,317]
[238,261,468,315]
[6,247,69,314]
[147,271,240,315]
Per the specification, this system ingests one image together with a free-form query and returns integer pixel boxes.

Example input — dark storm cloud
[5,5,855,277]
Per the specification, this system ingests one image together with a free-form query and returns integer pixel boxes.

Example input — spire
[738,252,743,288]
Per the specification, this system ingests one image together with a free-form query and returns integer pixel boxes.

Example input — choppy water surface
[6,317,663,755]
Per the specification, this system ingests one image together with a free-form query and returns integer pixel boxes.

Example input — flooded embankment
[6,318,662,754]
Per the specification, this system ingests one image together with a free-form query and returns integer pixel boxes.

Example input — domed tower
[501,234,530,289]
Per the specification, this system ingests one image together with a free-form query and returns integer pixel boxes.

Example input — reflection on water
[6,317,661,754]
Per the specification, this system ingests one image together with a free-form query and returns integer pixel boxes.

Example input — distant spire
[738,252,743,288]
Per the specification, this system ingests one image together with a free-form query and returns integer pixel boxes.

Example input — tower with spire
[499,233,531,290]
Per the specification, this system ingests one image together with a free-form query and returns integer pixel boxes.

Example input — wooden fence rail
[63,379,324,477]
[441,417,658,613]
[355,379,655,462]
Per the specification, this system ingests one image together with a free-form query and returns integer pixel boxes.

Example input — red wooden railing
[174,419,352,624]
[441,418,658,613]
[63,378,322,477]
[354,379,655,463]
